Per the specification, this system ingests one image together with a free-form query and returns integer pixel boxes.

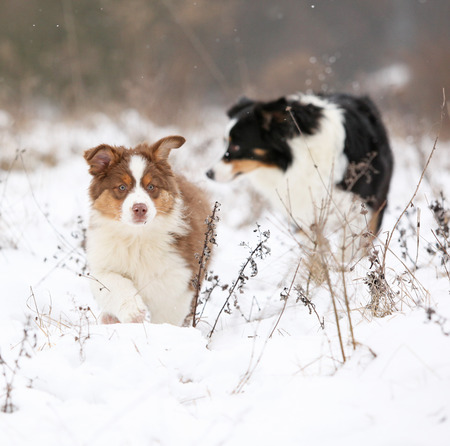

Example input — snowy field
[1,109,450,445]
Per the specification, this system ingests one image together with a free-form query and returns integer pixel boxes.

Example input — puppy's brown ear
[151,135,186,160]
[84,145,124,176]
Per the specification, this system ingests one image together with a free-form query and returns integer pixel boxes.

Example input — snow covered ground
[1,109,450,445]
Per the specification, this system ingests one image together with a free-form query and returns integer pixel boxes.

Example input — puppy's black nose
[206,169,215,180]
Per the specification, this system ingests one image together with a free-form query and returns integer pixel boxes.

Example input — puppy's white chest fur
[87,200,193,325]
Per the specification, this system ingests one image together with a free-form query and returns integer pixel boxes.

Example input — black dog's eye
[224,151,231,160]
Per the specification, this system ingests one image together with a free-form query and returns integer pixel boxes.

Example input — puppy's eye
[147,184,154,191]
[118,184,127,191]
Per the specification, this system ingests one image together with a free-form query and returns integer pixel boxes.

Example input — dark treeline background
[0,0,448,133]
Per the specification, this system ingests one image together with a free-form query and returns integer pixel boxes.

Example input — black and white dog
[207,93,393,256]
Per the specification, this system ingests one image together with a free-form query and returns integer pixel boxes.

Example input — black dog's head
[206,95,322,182]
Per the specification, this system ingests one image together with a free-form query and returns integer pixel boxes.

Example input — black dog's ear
[254,97,290,131]
[227,96,255,118]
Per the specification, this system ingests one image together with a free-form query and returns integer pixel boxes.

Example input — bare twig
[195,272,229,325]
[320,252,346,363]
[295,286,325,329]
[269,260,302,338]
[192,201,220,327]
[73,305,92,361]
[232,329,270,394]
[1,317,36,413]
[208,225,270,338]
[341,224,356,349]
[381,89,446,270]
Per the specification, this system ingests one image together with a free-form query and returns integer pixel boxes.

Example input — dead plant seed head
[1,316,37,413]
[208,224,271,338]
[191,201,221,327]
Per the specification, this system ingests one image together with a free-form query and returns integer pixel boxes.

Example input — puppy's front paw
[100,313,120,324]
[119,297,150,324]
[130,308,149,323]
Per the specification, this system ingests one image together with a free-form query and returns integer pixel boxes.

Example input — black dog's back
[326,94,393,231]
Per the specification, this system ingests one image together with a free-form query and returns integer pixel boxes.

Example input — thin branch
[320,252,346,363]
[192,201,220,327]
[341,224,356,350]
[381,89,446,270]
[269,260,301,338]
[208,228,270,338]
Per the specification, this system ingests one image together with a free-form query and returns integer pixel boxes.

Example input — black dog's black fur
[222,93,393,231]
[330,94,393,224]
